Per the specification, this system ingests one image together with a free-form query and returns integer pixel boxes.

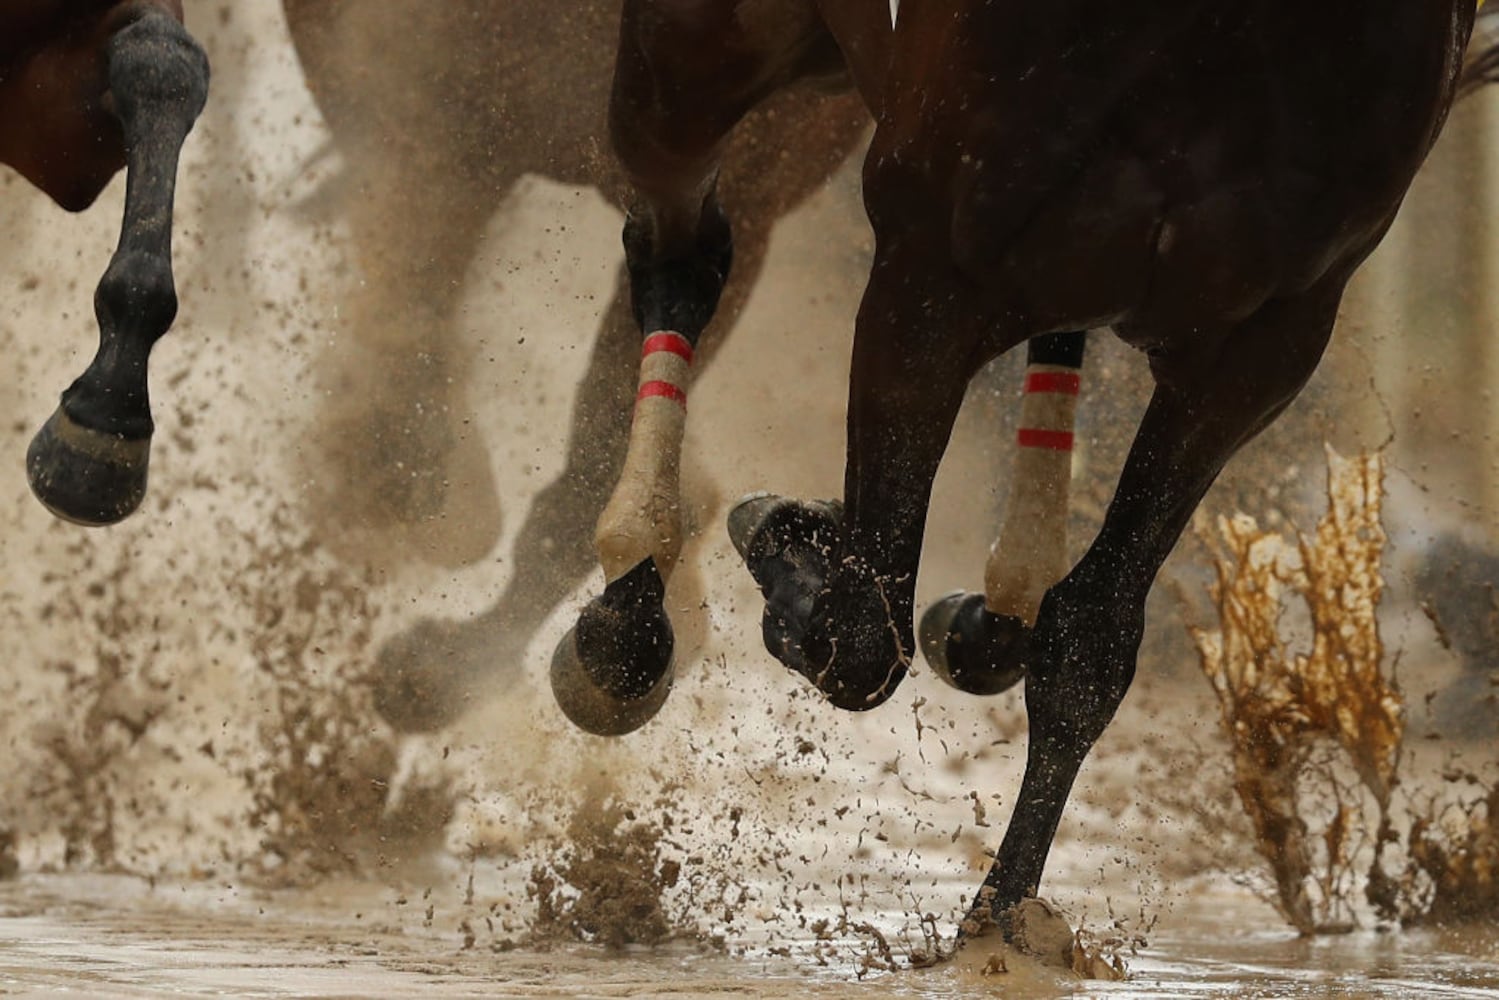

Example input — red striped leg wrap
[987,363,1082,624]
[636,332,693,409]
[597,331,695,583]
[1016,366,1080,451]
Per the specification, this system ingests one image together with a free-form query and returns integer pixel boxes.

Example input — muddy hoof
[372,619,473,733]
[550,623,674,736]
[919,591,1027,696]
[26,407,150,526]
[550,559,674,736]
[727,493,843,564]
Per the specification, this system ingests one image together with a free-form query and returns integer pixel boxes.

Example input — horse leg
[550,0,841,735]
[27,10,208,525]
[375,224,741,731]
[729,251,985,710]
[302,155,507,569]
[372,85,867,734]
[967,282,1343,933]
[921,330,1088,695]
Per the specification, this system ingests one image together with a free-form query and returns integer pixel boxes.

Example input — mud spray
[0,1,1497,996]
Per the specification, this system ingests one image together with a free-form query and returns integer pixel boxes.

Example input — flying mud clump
[527,793,690,948]
[1193,446,1499,931]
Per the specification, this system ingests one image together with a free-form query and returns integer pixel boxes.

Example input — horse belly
[990,157,1164,333]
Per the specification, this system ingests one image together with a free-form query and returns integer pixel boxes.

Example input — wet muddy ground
[2,1,1498,995]
[1,873,1497,997]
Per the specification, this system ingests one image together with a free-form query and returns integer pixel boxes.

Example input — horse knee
[107,10,209,127]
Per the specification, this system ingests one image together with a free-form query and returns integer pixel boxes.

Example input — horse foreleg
[921,330,1087,695]
[27,10,208,525]
[967,283,1342,934]
[550,0,773,735]
[548,204,730,735]
[730,252,982,710]
[550,0,856,735]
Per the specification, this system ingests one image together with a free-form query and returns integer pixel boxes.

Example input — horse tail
[1460,3,1499,94]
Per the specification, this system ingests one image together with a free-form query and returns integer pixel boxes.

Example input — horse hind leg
[921,329,1087,695]
[27,10,209,525]
[967,282,1343,931]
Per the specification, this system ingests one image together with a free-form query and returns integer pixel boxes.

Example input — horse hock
[27,10,209,525]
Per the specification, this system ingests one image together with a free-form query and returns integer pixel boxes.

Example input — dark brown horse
[568,0,1489,934]
[2,1,208,525]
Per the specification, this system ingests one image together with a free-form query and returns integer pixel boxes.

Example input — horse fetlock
[552,559,675,736]
[789,566,912,712]
[95,250,177,338]
[919,591,1028,696]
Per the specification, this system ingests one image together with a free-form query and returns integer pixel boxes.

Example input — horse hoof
[919,591,1027,696]
[727,493,844,562]
[726,492,783,558]
[371,619,474,733]
[26,407,149,526]
[550,623,674,736]
[550,559,675,736]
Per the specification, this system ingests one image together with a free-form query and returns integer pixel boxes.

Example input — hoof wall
[727,493,843,563]
[550,623,673,736]
[26,408,149,526]
[919,591,1027,696]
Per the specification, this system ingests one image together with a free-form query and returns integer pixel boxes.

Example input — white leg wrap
[986,364,1079,625]
[596,332,694,583]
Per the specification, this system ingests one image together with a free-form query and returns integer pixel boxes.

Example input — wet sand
[1,873,1497,998]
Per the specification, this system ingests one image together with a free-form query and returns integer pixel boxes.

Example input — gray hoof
[26,407,150,526]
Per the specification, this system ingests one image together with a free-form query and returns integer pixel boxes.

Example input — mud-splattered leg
[548,0,848,734]
[369,87,866,734]
[967,283,1342,933]
[730,248,987,710]
[27,11,208,525]
[921,330,1087,695]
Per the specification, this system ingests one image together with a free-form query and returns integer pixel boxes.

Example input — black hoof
[727,493,843,568]
[550,559,674,736]
[918,591,1027,696]
[26,407,149,526]
[372,619,478,734]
